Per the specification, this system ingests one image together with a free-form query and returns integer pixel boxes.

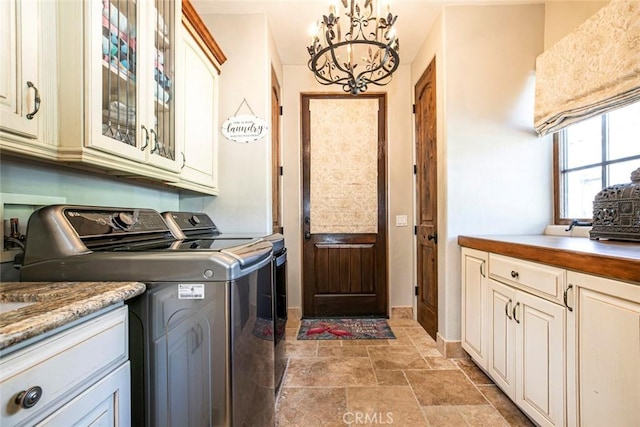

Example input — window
[554,101,640,223]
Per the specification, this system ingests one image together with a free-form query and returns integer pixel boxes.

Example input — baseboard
[390,306,413,319]
[436,332,468,359]
[287,307,301,321]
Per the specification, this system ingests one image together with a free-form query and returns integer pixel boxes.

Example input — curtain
[534,0,640,136]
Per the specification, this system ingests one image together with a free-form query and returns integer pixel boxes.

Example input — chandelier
[307,0,400,95]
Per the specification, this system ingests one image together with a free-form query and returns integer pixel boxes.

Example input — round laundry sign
[221,114,269,143]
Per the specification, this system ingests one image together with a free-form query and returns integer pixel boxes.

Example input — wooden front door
[415,59,438,339]
[302,94,388,318]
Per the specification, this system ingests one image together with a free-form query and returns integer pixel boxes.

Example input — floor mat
[297,318,396,340]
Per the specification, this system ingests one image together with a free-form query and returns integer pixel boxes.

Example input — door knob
[427,233,437,244]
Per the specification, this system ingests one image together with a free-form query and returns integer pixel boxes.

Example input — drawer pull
[15,386,43,409]
[564,284,574,312]
[480,261,486,278]
[505,299,513,320]
[510,270,519,279]
[513,302,521,324]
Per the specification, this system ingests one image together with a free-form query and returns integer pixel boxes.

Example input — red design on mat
[306,323,353,337]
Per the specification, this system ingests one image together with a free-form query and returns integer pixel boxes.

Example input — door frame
[300,92,389,317]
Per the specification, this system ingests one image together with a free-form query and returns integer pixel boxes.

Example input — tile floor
[276,318,534,427]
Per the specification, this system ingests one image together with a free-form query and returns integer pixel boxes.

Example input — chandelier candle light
[307,0,400,95]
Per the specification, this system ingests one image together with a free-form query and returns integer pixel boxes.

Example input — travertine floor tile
[406,370,488,406]
[317,346,368,358]
[375,370,409,386]
[422,405,468,426]
[277,323,533,427]
[346,386,428,426]
[342,338,389,347]
[478,385,535,426]
[387,328,414,346]
[284,357,377,387]
[285,340,318,358]
[368,345,430,370]
[455,358,494,385]
[276,387,346,427]
[387,318,421,328]
[425,356,458,370]
[457,404,510,426]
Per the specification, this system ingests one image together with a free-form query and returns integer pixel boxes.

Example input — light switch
[395,215,408,227]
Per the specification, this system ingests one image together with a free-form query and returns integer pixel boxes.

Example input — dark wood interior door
[415,58,438,339]
[271,68,282,233]
[302,94,388,318]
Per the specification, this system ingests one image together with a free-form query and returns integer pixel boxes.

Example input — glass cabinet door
[100,0,139,150]
[148,0,176,166]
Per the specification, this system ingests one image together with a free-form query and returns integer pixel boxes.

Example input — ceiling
[190,0,542,66]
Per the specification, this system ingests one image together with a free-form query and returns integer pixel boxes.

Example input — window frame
[554,112,640,225]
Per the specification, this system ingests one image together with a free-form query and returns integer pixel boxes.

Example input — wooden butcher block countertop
[458,234,640,284]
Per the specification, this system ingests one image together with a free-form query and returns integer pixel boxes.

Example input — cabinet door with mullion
[144,0,180,172]
[88,0,145,162]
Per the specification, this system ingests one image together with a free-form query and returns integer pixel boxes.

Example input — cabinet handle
[510,270,519,279]
[15,386,43,409]
[480,261,486,278]
[505,298,513,320]
[140,125,149,151]
[26,81,41,120]
[150,129,158,154]
[564,284,574,312]
[513,302,520,323]
[181,152,186,169]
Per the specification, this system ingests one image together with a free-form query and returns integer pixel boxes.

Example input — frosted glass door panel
[101,0,138,147]
[309,98,378,234]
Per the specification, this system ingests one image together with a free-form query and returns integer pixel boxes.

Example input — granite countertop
[458,234,640,284]
[0,281,145,351]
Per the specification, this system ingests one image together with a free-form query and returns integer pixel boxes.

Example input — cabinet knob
[15,386,43,409]
[510,270,519,279]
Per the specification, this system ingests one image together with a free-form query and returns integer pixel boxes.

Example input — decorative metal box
[590,168,640,242]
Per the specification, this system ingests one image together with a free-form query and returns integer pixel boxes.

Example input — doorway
[415,58,438,339]
[271,68,282,233]
[301,94,388,317]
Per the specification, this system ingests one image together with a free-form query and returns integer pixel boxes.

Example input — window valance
[534,0,640,136]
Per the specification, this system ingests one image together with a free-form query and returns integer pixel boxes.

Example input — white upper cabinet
[0,0,57,158]
[172,0,226,195]
[57,0,181,181]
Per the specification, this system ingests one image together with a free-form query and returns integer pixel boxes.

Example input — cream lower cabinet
[488,278,565,427]
[461,248,489,368]
[0,306,131,426]
[462,250,567,427]
[566,271,640,427]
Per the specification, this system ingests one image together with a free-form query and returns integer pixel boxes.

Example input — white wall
[411,4,552,341]
[544,0,609,49]
[191,13,273,234]
[281,65,414,312]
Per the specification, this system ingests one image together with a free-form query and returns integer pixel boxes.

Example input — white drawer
[0,306,128,426]
[489,253,565,302]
